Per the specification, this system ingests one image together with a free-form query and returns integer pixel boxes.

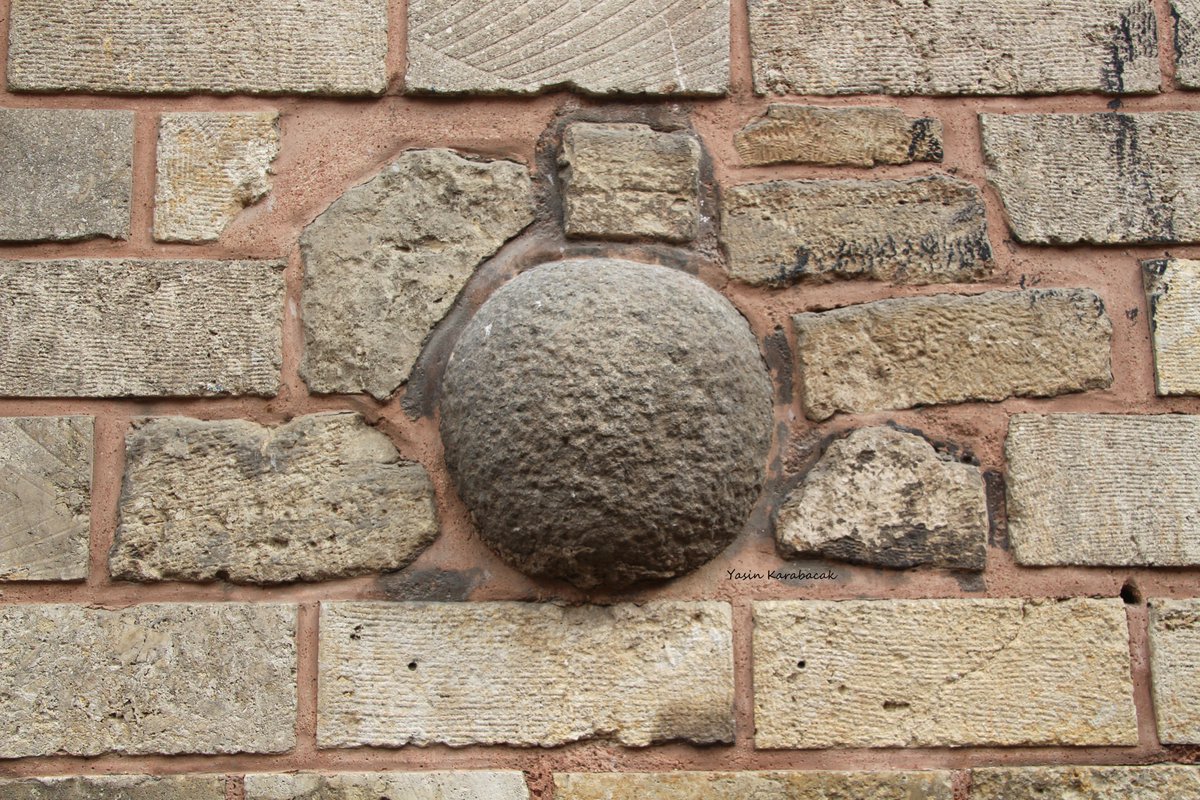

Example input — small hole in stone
[796,659,806,669]
[1120,580,1142,605]
[408,661,418,670]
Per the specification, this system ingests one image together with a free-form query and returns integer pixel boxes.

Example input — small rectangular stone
[8,0,387,95]
[318,601,733,747]
[1007,414,1200,566]
[753,599,1137,748]
[722,176,992,286]
[1174,1,1200,87]
[749,0,1159,95]
[0,416,91,581]
[0,776,225,800]
[245,773,529,800]
[0,260,283,397]
[554,771,954,799]
[972,766,1200,798]
[1145,259,1200,395]
[1149,599,1200,743]
[0,603,296,757]
[792,290,1112,420]
[734,105,943,166]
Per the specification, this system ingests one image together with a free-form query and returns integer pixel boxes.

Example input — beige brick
[318,602,733,747]
[1145,259,1200,395]
[246,773,529,800]
[0,776,224,800]
[753,599,1137,748]
[734,105,943,167]
[1174,1,1200,87]
[972,766,1200,798]
[554,771,953,800]
[0,603,296,757]
[1149,599,1200,743]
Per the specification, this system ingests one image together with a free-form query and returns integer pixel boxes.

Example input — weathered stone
[561,123,701,243]
[554,771,954,800]
[0,776,224,800]
[0,109,132,241]
[246,773,530,800]
[155,113,280,243]
[111,413,436,584]
[734,105,943,166]
[0,603,296,757]
[972,766,1200,798]
[1174,1,1200,87]
[0,260,283,397]
[776,427,987,570]
[721,176,992,286]
[792,290,1112,420]
[983,112,1200,244]
[301,149,533,399]
[749,0,1159,95]
[754,598,1137,748]
[440,259,772,588]
[1145,259,1200,395]
[0,417,91,581]
[407,0,728,95]
[8,0,387,95]
[318,601,733,747]
[1149,599,1200,743]
[1007,414,1200,566]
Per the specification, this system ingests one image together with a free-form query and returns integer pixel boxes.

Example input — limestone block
[245,773,530,800]
[734,105,943,166]
[1149,598,1200,743]
[1144,259,1200,395]
[553,771,954,800]
[971,766,1200,798]
[0,776,225,800]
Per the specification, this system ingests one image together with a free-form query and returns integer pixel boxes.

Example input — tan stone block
[734,105,942,166]
[972,766,1200,798]
[553,771,954,800]
[1149,599,1200,743]
[246,772,530,800]
[1173,1,1200,87]
[0,776,225,800]
[1145,259,1200,395]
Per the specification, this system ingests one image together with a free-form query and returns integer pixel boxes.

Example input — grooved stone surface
[0,109,133,242]
[0,260,283,397]
[983,112,1200,244]
[1174,1,1200,87]
[554,771,954,800]
[318,601,734,747]
[8,0,387,95]
[734,105,943,166]
[0,777,225,800]
[748,0,1160,95]
[407,0,729,95]
[1007,414,1200,566]
[753,599,1137,748]
[1144,259,1200,395]
[440,259,773,588]
[792,290,1113,420]
[722,176,992,286]
[1149,599,1200,743]
[112,413,437,584]
[561,123,701,243]
[0,417,91,581]
[776,427,987,571]
[155,113,280,243]
[301,149,533,399]
[246,773,530,800]
[0,603,296,757]
[972,766,1200,798]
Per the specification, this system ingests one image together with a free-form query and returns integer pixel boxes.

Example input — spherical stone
[440,258,774,588]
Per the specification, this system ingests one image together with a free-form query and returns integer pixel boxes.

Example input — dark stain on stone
[814,522,986,571]
[1126,306,1139,321]
[983,469,1007,549]
[907,117,944,162]
[954,571,987,593]
[763,325,794,406]
[1109,113,1177,241]
[1102,5,1158,93]
[1173,1,1193,66]
[378,567,486,601]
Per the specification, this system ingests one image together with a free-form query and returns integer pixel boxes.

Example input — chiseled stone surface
[407,0,729,95]
[0,603,296,757]
[111,413,436,584]
[734,105,943,166]
[1145,259,1200,395]
[754,598,1137,748]
[1007,414,1200,566]
[749,0,1159,95]
[0,776,225,800]
[0,109,133,242]
[0,260,283,397]
[301,149,533,399]
[554,771,954,800]
[792,290,1112,420]
[722,176,992,286]
[246,772,530,800]
[561,123,701,243]
[983,112,1200,244]
[1149,598,1200,743]
[776,427,987,571]
[318,601,734,747]
[8,0,387,95]
[1174,0,1200,87]
[155,112,280,243]
[0,417,91,581]
[972,766,1200,798]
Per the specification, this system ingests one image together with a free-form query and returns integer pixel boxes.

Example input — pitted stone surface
[0,777,225,800]
[554,771,954,800]
[776,427,987,570]
[1174,1,1200,87]
[440,259,773,588]
[972,766,1200,798]
[1149,598,1200,742]
[112,413,437,584]
[301,149,533,399]
[1144,259,1200,395]
[734,105,943,166]
[246,773,530,800]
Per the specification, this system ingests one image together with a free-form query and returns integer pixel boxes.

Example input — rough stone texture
[554,771,954,800]
[1007,414,1200,566]
[318,601,734,747]
[0,260,283,397]
[748,0,1160,95]
[721,176,992,287]
[983,112,1200,244]
[8,0,387,95]
[111,413,437,584]
[792,290,1113,420]
[1174,0,1200,87]
[0,417,91,581]
[776,427,987,571]
[0,109,132,242]
[734,105,943,166]
[440,259,773,588]
[1149,599,1200,743]
[972,766,1200,798]
[246,773,530,800]
[155,113,280,243]
[0,603,296,757]
[301,149,533,399]
[1144,259,1200,395]
[754,598,1137,748]
[0,777,224,800]
[561,123,700,243]
[407,0,729,96]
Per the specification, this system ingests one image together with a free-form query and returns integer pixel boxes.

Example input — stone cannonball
[439,258,774,588]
